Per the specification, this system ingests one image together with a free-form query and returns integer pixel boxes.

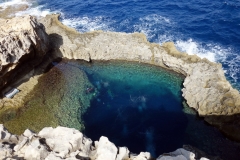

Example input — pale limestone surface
[0,125,209,160]
[0,15,49,93]
[130,152,151,160]
[116,147,130,160]
[0,15,48,65]
[94,137,118,160]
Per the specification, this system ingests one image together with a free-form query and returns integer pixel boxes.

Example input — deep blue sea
[1,0,240,159]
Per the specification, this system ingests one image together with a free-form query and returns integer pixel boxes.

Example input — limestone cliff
[39,14,240,141]
[0,15,49,93]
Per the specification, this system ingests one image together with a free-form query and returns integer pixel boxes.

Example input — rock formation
[39,14,240,141]
[0,124,208,160]
[0,15,49,93]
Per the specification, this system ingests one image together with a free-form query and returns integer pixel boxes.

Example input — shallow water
[2,60,96,134]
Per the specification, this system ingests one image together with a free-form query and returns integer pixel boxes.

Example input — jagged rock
[157,148,209,160]
[116,147,130,160]
[0,124,18,144]
[0,125,209,160]
[94,136,118,160]
[0,15,49,92]
[38,126,84,158]
[0,143,13,159]
[22,138,49,160]
[39,14,240,141]
[130,152,151,160]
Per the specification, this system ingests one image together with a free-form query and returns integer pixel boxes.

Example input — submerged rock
[2,60,96,134]
[0,124,208,160]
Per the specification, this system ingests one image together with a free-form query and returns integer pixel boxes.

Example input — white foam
[134,14,240,89]
[133,14,172,40]
[0,0,61,17]
[175,39,217,62]
[223,53,240,85]
[62,16,114,32]
[0,0,29,10]
[175,38,240,87]
[141,14,171,24]
[15,5,53,17]
[133,14,231,65]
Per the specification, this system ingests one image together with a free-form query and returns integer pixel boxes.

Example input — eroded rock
[0,15,49,92]
[157,148,209,160]
[0,125,209,160]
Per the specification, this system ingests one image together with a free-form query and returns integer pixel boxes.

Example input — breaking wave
[62,16,115,32]
[0,0,29,9]
[0,0,60,17]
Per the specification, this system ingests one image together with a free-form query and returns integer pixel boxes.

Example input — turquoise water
[74,60,185,157]
[63,60,240,159]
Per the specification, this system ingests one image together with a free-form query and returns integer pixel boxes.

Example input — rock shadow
[0,33,64,98]
[182,112,240,160]
[204,113,240,142]
[48,33,64,58]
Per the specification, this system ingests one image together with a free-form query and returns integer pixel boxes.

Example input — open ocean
[1,0,239,90]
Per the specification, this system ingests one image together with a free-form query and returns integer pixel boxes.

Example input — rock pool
[67,60,240,159]
[2,59,240,159]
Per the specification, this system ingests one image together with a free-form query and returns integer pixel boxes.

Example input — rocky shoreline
[0,124,209,160]
[0,14,240,159]
[40,14,240,117]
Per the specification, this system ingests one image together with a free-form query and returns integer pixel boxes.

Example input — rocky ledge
[0,15,49,93]
[40,14,240,117]
[39,14,240,141]
[0,124,208,160]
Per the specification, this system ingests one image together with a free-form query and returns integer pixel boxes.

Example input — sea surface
[1,0,240,159]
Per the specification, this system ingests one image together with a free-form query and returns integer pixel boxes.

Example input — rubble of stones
[0,124,208,160]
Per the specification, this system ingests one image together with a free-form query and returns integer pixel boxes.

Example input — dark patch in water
[72,60,240,159]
